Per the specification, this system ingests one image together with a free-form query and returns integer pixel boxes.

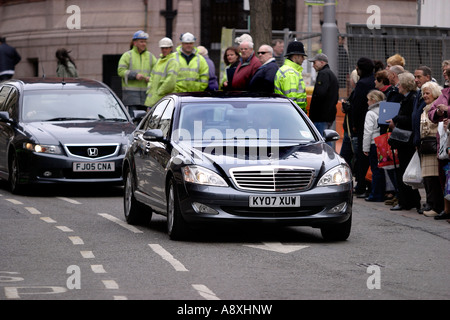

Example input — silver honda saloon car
[123,92,353,241]
[0,78,139,194]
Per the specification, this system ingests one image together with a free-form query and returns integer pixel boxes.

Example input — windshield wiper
[45,117,96,121]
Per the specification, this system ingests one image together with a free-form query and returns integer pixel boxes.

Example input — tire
[167,180,187,240]
[320,215,352,241]
[8,152,23,195]
[123,166,151,225]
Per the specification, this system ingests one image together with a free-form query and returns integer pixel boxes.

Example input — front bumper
[177,182,353,227]
[17,151,124,185]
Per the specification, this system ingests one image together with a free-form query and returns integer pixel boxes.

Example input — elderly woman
[363,90,386,202]
[419,82,444,217]
[388,72,421,211]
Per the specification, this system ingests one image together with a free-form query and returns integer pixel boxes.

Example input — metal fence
[232,24,450,96]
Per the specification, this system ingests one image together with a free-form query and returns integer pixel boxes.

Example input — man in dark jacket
[308,53,339,141]
[0,37,21,81]
[349,57,375,197]
[248,44,279,93]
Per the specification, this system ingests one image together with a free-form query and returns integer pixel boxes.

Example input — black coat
[393,90,417,132]
[0,43,21,73]
[349,73,375,138]
[309,64,339,123]
[248,59,279,93]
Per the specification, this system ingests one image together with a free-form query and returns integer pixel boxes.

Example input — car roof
[170,91,291,103]
[4,77,108,91]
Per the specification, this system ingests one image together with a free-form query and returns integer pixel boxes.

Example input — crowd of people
[342,52,450,223]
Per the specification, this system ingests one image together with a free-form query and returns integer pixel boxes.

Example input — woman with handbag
[387,72,422,211]
[419,82,444,216]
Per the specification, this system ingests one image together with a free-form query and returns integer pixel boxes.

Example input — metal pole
[307,5,312,74]
[322,0,338,77]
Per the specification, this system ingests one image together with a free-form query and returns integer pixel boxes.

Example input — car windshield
[177,102,316,142]
[22,89,128,122]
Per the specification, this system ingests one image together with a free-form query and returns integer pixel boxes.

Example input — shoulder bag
[388,127,412,149]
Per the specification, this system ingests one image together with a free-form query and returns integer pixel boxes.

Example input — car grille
[229,166,315,192]
[64,144,120,160]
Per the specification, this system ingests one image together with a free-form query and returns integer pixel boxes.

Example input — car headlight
[317,164,352,186]
[182,165,228,187]
[24,143,62,155]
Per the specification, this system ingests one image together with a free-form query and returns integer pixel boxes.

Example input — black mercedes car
[0,78,140,193]
[123,92,353,241]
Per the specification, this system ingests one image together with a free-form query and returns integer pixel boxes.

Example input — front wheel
[320,215,352,241]
[124,166,151,225]
[167,180,187,240]
[9,152,24,194]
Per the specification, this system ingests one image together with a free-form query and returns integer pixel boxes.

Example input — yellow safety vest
[274,59,307,112]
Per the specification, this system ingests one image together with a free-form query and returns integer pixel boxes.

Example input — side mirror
[0,111,11,122]
[133,110,146,122]
[323,129,340,142]
[143,129,165,142]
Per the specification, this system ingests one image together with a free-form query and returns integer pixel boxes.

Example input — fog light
[43,171,53,177]
[192,202,218,215]
[327,202,347,214]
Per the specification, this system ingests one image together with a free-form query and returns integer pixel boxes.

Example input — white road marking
[25,207,41,215]
[40,217,57,223]
[56,197,81,205]
[5,199,23,205]
[113,295,128,300]
[98,213,143,234]
[91,265,107,274]
[56,226,73,232]
[80,251,95,259]
[68,236,84,245]
[102,280,119,289]
[192,284,220,300]
[148,244,189,272]
[244,242,309,254]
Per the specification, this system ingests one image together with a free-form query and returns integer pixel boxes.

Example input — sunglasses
[257,51,268,55]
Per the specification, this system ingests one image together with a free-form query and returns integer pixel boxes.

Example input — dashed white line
[25,207,41,215]
[80,251,95,259]
[98,213,143,234]
[192,284,220,300]
[91,265,107,274]
[56,226,73,232]
[68,236,84,245]
[148,244,189,272]
[40,217,57,223]
[56,197,81,205]
[102,280,119,289]
[5,199,23,205]
[113,295,128,300]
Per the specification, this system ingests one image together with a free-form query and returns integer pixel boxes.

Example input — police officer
[117,30,157,108]
[145,37,180,109]
[274,40,308,112]
[174,32,209,92]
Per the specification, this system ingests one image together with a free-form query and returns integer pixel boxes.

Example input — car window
[21,89,128,122]
[4,88,18,118]
[177,102,315,142]
[0,86,12,111]
[141,99,169,131]
[159,100,174,138]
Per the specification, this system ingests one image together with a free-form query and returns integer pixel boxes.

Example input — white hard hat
[159,37,173,48]
[180,32,196,43]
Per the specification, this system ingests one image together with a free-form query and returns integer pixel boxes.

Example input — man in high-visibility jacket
[145,37,180,108]
[117,30,157,106]
[274,40,308,112]
[174,32,209,92]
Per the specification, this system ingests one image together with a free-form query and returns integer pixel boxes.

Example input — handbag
[374,132,399,169]
[437,122,449,160]
[403,151,423,189]
[419,136,437,155]
[388,127,413,149]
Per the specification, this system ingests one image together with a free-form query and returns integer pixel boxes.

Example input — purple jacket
[428,87,450,123]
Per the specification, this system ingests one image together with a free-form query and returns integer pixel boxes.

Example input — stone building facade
[0,0,417,85]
